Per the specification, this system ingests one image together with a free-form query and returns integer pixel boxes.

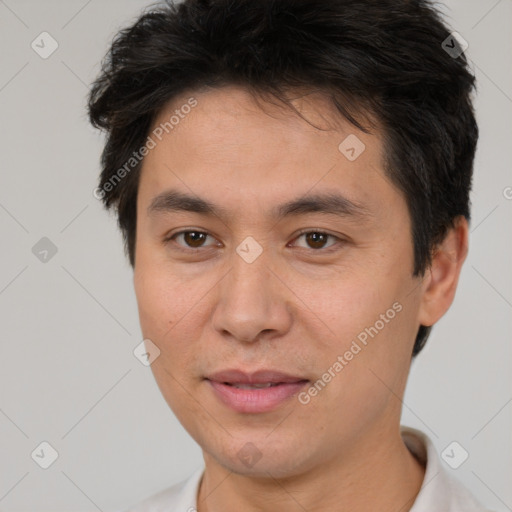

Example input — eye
[165,229,344,253]
[291,230,341,251]
[166,230,219,251]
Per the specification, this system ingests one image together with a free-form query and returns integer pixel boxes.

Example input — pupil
[307,232,326,249]
[185,231,205,247]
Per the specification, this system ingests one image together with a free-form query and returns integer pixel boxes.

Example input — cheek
[133,257,222,372]
[296,269,388,347]
[133,264,205,405]
[134,267,171,338]
[134,261,194,346]
[299,259,414,383]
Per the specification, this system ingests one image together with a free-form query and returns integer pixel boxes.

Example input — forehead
[138,84,401,226]
[150,85,381,159]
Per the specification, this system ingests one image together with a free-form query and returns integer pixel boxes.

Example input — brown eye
[182,231,207,248]
[294,231,338,251]
[168,230,217,250]
[305,232,329,249]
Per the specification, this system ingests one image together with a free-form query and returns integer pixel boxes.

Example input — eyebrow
[147,189,374,222]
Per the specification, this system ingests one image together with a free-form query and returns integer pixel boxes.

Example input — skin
[133,84,469,512]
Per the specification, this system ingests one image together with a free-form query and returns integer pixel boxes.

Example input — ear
[417,216,469,327]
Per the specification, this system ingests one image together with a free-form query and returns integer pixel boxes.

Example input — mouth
[205,369,309,413]
[223,382,283,389]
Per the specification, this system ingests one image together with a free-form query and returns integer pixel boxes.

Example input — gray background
[0,0,510,510]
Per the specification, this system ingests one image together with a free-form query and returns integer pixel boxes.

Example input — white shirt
[123,426,491,512]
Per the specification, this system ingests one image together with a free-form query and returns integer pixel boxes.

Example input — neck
[196,423,425,512]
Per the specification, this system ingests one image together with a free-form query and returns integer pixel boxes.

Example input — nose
[211,245,293,344]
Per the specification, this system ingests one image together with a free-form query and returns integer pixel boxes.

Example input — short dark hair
[88,0,478,357]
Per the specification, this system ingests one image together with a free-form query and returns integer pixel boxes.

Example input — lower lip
[207,380,309,413]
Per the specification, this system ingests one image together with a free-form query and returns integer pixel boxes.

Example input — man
[88,0,489,510]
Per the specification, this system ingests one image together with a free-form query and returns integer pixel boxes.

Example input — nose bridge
[225,241,272,312]
[212,239,291,342]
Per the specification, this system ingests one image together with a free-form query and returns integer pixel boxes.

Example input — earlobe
[417,216,469,327]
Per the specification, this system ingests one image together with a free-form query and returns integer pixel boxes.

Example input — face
[133,85,426,477]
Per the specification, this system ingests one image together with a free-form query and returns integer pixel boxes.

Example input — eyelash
[164,229,344,254]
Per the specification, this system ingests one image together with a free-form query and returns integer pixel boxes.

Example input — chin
[207,435,316,479]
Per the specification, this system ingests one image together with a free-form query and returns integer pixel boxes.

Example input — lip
[205,369,309,413]
[207,369,307,385]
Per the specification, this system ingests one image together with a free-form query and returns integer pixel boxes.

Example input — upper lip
[206,369,309,385]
